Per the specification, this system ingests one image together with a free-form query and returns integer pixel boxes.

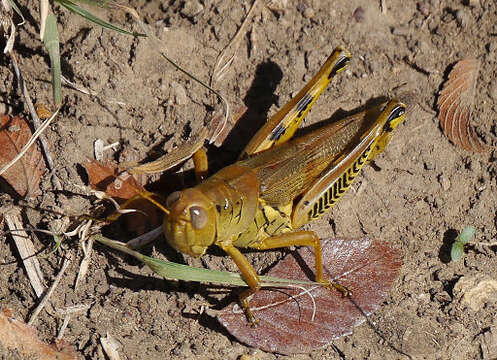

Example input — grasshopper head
[163,188,216,258]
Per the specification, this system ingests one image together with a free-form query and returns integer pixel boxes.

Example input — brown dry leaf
[0,115,46,197]
[83,160,145,201]
[217,237,402,354]
[83,160,162,233]
[0,308,81,360]
[437,58,488,152]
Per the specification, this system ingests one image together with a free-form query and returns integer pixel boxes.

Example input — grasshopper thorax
[163,188,217,258]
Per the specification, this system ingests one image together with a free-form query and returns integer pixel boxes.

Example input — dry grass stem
[56,303,92,338]
[75,234,94,290]
[28,254,72,325]
[130,127,208,174]
[4,210,46,298]
[380,0,387,13]
[61,75,126,105]
[39,0,50,40]
[56,314,70,340]
[100,333,121,360]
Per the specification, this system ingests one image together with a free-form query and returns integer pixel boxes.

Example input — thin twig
[56,315,70,340]
[28,254,72,325]
[75,227,94,290]
[4,209,46,298]
[56,303,91,340]
[100,333,121,360]
[61,75,126,105]
[7,51,63,190]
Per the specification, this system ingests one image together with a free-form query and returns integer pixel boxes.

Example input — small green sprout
[450,226,476,262]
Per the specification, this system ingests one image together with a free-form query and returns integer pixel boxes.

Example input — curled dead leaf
[83,160,162,234]
[437,58,489,152]
[0,115,46,197]
[0,308,80,359]
[84,160,144,201]
[217,237,402,354]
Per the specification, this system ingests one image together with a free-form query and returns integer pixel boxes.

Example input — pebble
[489,82,497,101]
[303,7,315,19]
[171,81,188,105]
[438,174,451,191]
[181,1,204,18]
[488,41,497,56]
[266,0,288,13]
[353,7,365,22]
[455,9,469,27]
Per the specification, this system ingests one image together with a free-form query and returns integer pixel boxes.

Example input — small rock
[480,326,497,360]
[489,82,497,101]
[266,0,288,13]
[181,1,204,18]
[455,9,469,27]
[488,41,497,54]
[424,160,435,170]
[453,274,497,311]
[303,7,315,19]
[171,81,188,105]
[417,2,430,16]
[438,174,451,191]
[353,7,365,22]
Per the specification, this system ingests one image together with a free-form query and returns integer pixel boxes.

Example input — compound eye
[166,191,182,208]
[190,206,208,229]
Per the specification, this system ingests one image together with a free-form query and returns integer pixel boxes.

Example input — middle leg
[251,231,351,295]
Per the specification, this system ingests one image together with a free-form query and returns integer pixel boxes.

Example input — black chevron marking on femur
[308,143,375,220]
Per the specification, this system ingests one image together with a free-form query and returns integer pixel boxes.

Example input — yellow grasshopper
[132,47,406,324]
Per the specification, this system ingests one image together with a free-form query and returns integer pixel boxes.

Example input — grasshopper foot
[331,281,352,297]
[317,278,352,297]
[240,288,259,327]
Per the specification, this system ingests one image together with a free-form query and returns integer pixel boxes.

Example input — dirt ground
[1,0,497,359]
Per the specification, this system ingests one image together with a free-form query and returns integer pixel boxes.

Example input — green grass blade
[93,234,317,287]
[56,0,145,37]
[43,14,62,106]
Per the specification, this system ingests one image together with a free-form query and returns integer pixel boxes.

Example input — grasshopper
[134,47,406,324]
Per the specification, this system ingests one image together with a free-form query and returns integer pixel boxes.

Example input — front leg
[219,242,261,325]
